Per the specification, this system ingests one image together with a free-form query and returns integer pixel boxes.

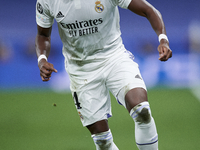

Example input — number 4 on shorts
[73,92,82,109]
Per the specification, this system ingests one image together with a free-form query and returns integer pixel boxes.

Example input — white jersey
[36,0,131,75]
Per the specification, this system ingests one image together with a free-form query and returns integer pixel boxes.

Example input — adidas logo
[56,11,64,18]
[135,74,142,80]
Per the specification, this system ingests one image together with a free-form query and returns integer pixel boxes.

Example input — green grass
[0,89,200,150]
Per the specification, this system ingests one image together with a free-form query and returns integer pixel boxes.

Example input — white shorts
[69,50,146,126]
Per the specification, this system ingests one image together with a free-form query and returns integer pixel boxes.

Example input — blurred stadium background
[0,0,200,149]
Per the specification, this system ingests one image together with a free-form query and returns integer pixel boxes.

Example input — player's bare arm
[128,0,172,61]
[35,25,57,81]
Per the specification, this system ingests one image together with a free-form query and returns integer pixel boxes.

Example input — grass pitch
[0,88,200,150]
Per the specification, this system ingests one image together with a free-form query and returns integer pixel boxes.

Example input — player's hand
[157,40,172,61]
[38,59,57,81]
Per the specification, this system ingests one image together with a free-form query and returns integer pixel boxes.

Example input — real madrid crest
[95,0,104,13]
[78,111,84,120]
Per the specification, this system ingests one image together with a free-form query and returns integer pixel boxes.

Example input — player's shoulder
[37,0,57,12]
[37,0,55,7]
[108,0,131,8]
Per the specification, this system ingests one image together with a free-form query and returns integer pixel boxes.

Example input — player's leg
[87,120,119,150]
[106,49,158,150]
[87,119,109,134]
[69,71,119,150]
[125,88,158,150]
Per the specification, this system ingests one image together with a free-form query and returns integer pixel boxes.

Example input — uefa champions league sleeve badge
[95,0,104,13]
[37,2,43,14]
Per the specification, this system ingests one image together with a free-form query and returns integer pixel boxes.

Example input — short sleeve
[110,0,132,9]
[36,0,54,28]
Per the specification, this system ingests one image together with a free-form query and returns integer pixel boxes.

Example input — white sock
[92,129,119,150]
[130,102,158,150]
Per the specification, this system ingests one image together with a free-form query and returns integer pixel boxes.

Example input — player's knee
[92,129,114,149]
[95,139,111,149]
[130,101,152,124]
